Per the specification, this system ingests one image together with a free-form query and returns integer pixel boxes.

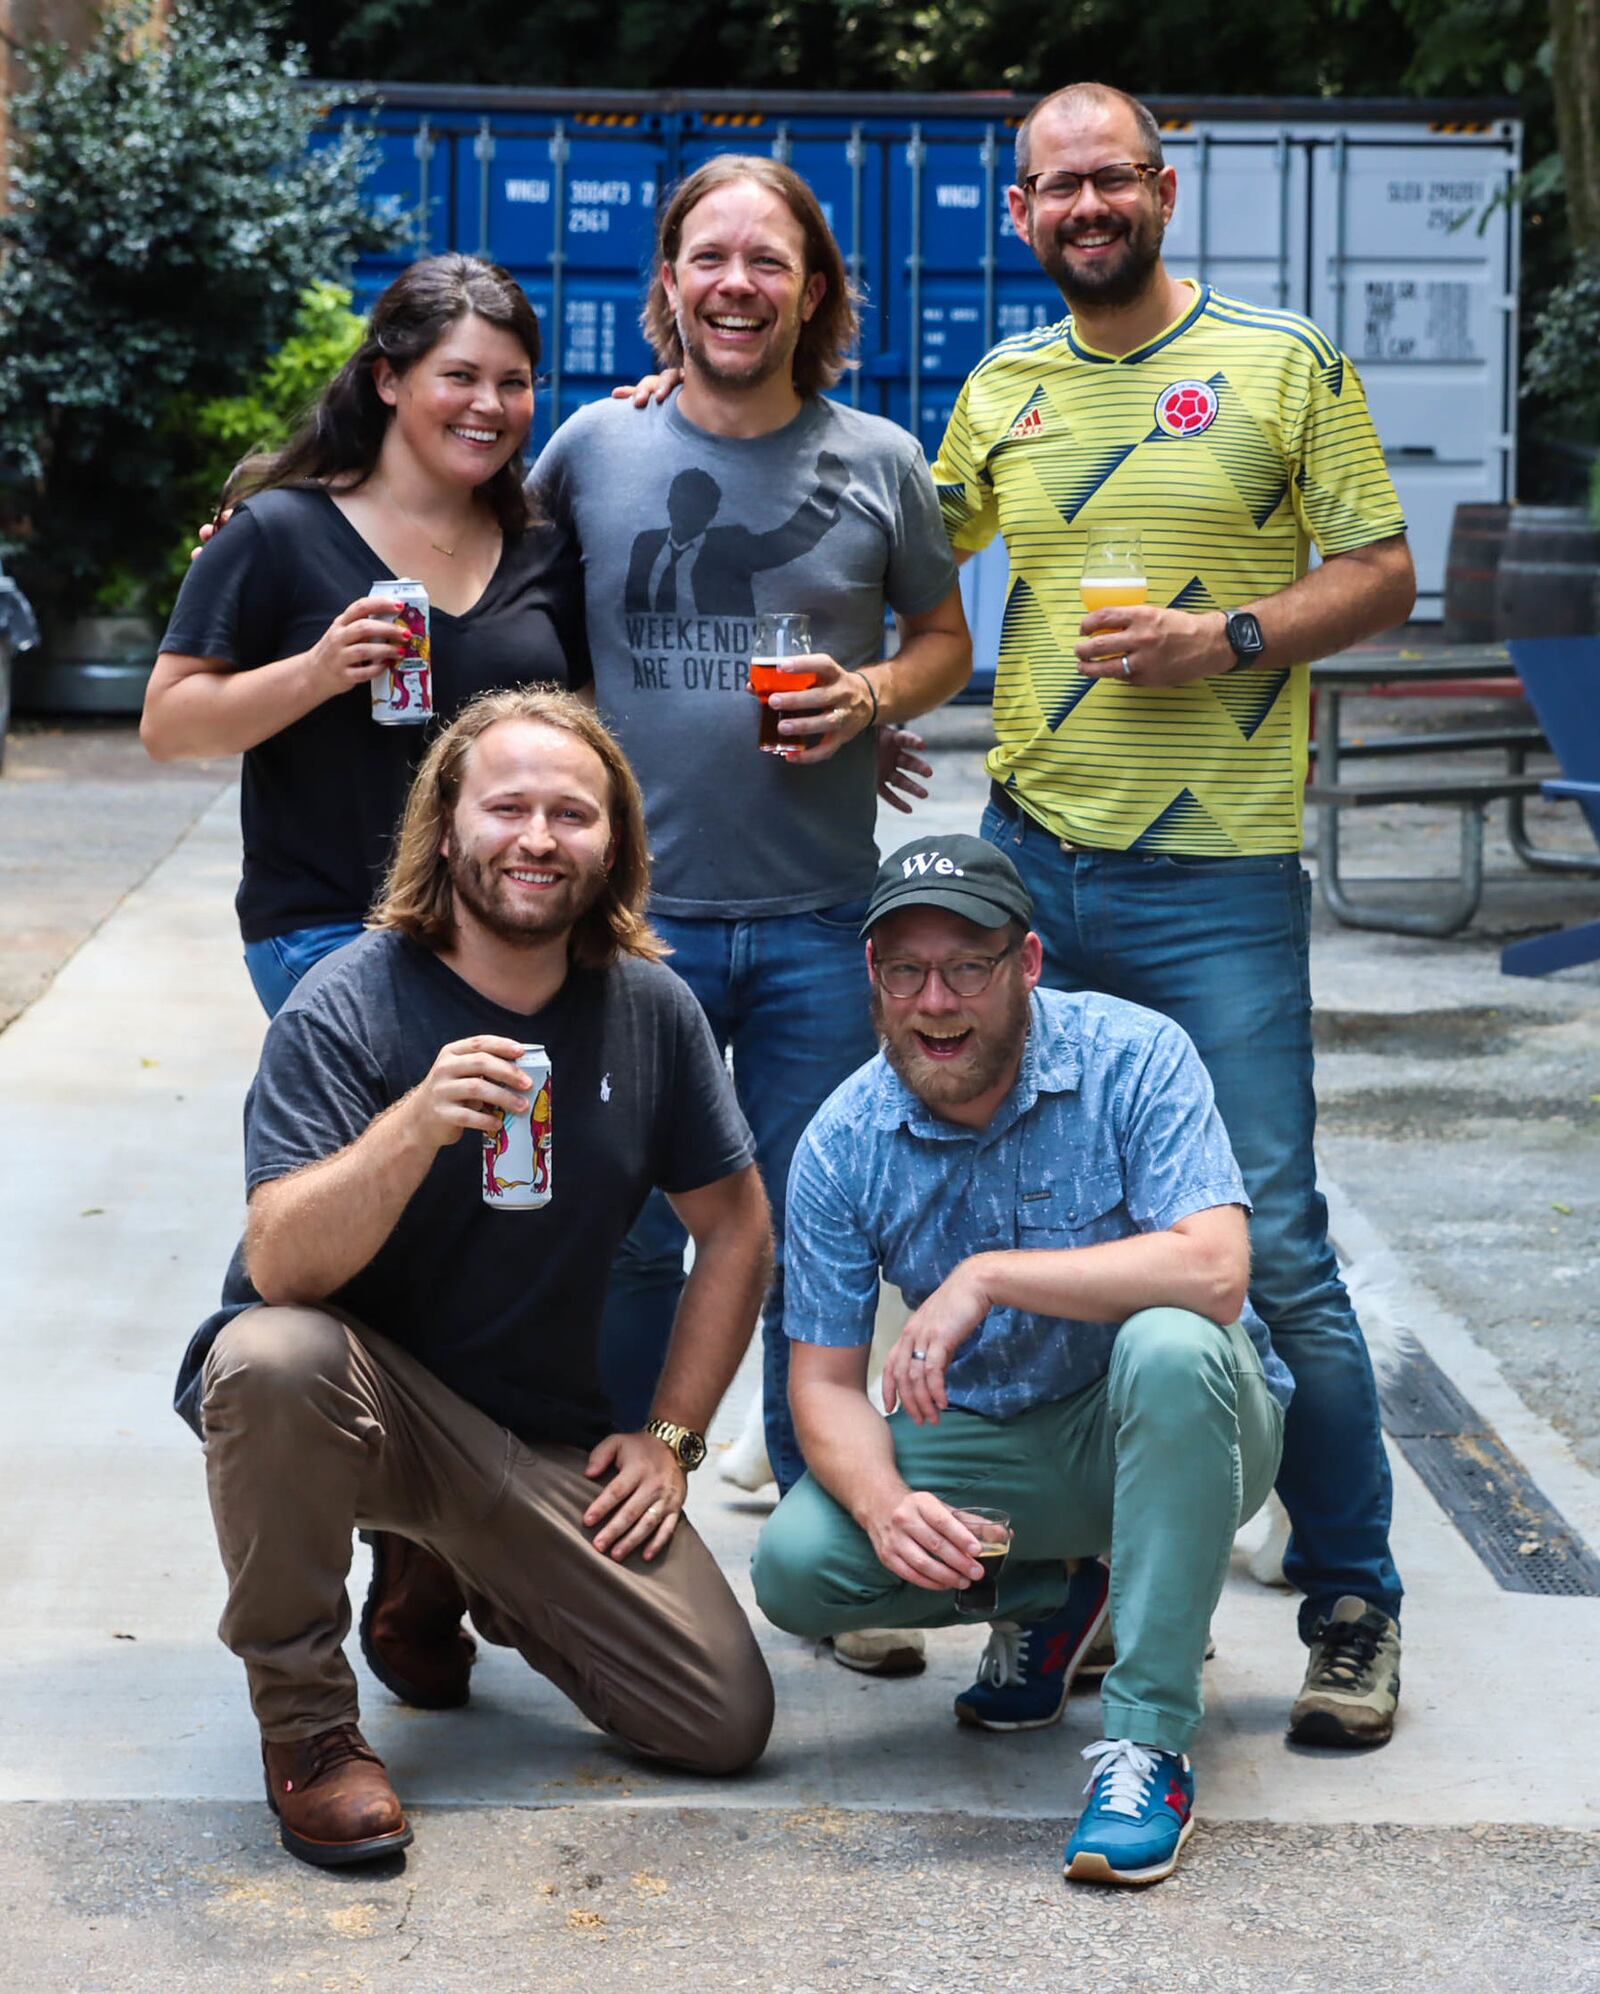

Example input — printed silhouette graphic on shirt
[624,451,849,617]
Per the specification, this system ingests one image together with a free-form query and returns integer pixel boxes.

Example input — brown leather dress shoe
[359,1530,476,1710]
[262,1723,412,1867]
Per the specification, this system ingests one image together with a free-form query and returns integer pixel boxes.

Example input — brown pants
[200,1306,773,1773]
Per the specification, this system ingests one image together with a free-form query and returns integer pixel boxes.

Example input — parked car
[0,561,42,775]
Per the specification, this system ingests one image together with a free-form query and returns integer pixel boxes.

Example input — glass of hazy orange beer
[1080,528,1148,645]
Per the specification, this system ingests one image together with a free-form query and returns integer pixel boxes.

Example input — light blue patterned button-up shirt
[786,986,1294,1415]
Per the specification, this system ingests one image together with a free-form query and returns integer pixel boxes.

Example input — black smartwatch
[1223,610,1266,671]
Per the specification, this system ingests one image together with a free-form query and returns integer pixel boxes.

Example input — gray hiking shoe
[1289,1596,1401,1747]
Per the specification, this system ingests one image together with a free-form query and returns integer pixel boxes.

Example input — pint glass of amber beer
[750,611,818,757]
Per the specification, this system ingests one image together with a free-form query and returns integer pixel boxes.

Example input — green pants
[752,1308,1284,1754]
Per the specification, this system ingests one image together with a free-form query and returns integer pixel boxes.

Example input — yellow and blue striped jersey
[932,282,1406,854]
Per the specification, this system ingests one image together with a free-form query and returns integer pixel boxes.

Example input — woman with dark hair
[143,253,589,1015]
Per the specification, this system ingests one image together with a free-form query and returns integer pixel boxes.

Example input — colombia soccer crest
[1154,379,1220,437]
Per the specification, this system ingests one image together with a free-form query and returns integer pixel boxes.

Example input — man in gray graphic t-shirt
[541,403,955,916]
[532,155,969,1551]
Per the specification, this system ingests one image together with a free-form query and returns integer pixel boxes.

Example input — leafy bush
[1522,252,1600,515]
[158,280,368,599]
[1523,254,1600,435]
[0,0,404,624]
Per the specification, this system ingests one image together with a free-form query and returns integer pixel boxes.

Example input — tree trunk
[1551,0,1600,254]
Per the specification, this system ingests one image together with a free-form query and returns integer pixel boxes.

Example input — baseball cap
[860,834,1034,936]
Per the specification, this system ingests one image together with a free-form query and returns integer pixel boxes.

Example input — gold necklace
[377,479,466,558]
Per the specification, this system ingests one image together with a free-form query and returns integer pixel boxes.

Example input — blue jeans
[981,799,1402,1638]
[243,921,366,1018]
[598,901,878,1490]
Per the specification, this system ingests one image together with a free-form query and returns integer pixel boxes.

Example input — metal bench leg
[1316,801,1486,937]
[1501,917,1600,977]
[1505,781,1600,875]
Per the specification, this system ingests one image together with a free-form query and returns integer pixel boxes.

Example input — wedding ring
[911,1349,928,1362]
[1120,655,1132,677]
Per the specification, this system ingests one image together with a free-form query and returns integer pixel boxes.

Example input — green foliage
[281,0,1533,98]
[193,280,367,467]
[0,0,403,621]
[1523,254,1600,435]
[156,280,367,601]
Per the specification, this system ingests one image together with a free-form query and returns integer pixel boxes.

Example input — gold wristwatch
[644,1418,708,1472]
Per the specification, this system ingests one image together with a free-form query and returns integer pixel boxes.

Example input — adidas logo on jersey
[1007,405,1047,441]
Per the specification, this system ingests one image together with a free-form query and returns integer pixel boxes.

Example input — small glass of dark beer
[751,611,818,756]
[952,1506,1013,1617]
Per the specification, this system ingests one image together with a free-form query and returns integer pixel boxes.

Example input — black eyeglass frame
[870,940,1019,1000]
[1019,161,1163,203]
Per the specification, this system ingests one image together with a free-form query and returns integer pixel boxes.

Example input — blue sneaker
[953,1558,1110,1731]
[1064,1738,1195,1886]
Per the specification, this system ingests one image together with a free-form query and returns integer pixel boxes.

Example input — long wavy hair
[373,686,666,968]
[642,155,861,396]
[225,255,542,538]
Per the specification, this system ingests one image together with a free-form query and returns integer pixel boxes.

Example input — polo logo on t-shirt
[901,850,965,879]
[599,1073,612,1103]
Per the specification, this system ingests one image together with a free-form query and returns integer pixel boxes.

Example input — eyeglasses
[872,942,1016,1000]
[1020,162,1162,206]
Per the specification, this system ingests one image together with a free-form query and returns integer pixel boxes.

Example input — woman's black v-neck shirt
[160,485,592,942]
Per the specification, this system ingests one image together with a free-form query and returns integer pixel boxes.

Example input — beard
[676,307,801,391]
[447,844,610,950]
[873,971,1031,1115]
[1034,201,1165,312]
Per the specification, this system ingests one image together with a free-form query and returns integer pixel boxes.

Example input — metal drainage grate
[1378,1345,1600,1598]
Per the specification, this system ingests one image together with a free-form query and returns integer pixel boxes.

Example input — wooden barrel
[1493,504,1600,639]
[1442,502,1510,643]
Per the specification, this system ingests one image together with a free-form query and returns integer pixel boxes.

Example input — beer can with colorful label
[370,578,434,726]
[483,1045,552,1209]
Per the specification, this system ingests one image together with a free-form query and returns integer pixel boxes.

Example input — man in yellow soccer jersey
[933,82,1413,1748]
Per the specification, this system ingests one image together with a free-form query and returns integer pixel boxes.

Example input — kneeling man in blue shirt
[752,835,1293,1887]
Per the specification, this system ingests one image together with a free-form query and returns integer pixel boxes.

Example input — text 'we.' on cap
[861,834,1034,935]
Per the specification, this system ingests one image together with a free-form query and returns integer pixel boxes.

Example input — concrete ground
[2,708,1598,1990]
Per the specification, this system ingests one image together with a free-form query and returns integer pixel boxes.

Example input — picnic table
[1307,644,1594,938]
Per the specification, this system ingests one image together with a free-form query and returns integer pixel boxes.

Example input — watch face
[1229,612,1265,656]
[679,1429,708,1470]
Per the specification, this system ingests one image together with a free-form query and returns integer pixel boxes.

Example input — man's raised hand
[609,367,684,406]
[190,507,234,562]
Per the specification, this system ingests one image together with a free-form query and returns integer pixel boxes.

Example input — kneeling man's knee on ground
[645,1631,775,1776]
